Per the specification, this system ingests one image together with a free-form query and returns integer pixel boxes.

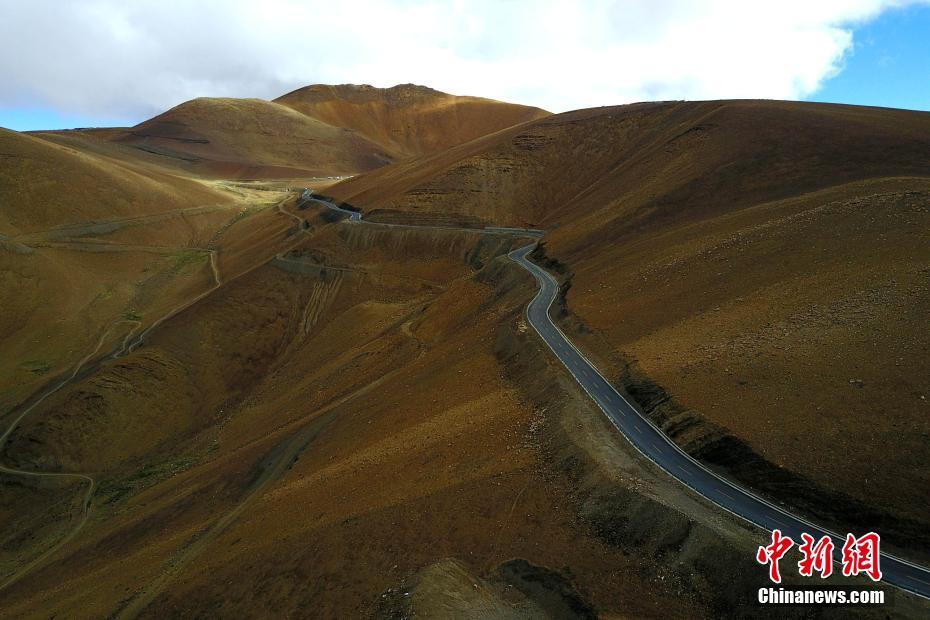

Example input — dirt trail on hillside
[0,235,230,591]
[115,312,427,619]
[0,318,140,592]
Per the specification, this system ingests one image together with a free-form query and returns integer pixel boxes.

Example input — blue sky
[2,108,135,133]
[1,1,928,132]
[810,4,930,110]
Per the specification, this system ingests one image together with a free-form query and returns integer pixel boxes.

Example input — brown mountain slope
[111,97,392,178]
[0,128,229,235]
[99,84,547,180]
[0,127,275,437]
[328,100,930,228]
[4,98,930,617]
[275,83,550,158]
[0,210,735,618]
[328,100,930,545]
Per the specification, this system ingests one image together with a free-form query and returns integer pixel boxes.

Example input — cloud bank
[0,0,923,123]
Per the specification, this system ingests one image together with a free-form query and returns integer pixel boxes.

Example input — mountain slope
[0,128,229,235]
[112,97,392,178]
[328,100,930,228]
[100,84,548,180]
[275,83,549,159]
[0,127,271,435]
[5,92,930,617]
[327,100,930,541]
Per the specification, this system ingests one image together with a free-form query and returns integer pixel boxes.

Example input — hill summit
[100,83,549,178]
[275,83,550,159]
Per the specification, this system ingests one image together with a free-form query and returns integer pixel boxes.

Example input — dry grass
[4,97,930,618]
[329,100,930,538]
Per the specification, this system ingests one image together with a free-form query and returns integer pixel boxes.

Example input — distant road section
[299,190,542,238]
[300,189,361,221]
[484,226,544,238]
[301,188,930,598]
[508,243,930,600]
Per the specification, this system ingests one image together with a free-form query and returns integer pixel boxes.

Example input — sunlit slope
[31,84,548,181]
[0,127,261,431]
[0,128,228,235]
[112,97,392,178]
[275,83,549,158]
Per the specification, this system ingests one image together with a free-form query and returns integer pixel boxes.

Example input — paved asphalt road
[300,190,544,238]
[508,243,930,599]
[302,187,930,598]
[301,190,361,221]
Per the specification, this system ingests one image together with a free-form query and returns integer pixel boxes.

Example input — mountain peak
[274,83,549,158]
[275,83,447,106]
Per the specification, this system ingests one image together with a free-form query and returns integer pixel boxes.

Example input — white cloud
[0,0,924,123]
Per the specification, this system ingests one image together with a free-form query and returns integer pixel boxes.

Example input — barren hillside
[38,84,550,181]
[0,128,228,234]
[2,95,929,618]
[111,97,391,178]
[329,100,930,546]
[276,83,549,158]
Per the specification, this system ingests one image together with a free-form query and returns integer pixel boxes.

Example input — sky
[0,0,928,131]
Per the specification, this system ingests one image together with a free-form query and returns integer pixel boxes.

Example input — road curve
[299,190,544,239]
[301,190,361,221]
[508,243,930,600]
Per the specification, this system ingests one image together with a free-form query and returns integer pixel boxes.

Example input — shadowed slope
[327,99,930,542]
[328,100,930,228]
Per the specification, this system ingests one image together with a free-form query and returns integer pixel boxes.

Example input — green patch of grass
[170,249,209,272]
[98,455,200,505]
[20,360,51,375]
[122,309,142,321]
[229,205,262,225]
[208,205,271,247]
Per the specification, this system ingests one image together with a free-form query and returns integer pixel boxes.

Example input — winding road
[508,243,930,600]
[4,188,928,607]
[303,191,930,599]
[300,190,544,237]
[301,190,361,221]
